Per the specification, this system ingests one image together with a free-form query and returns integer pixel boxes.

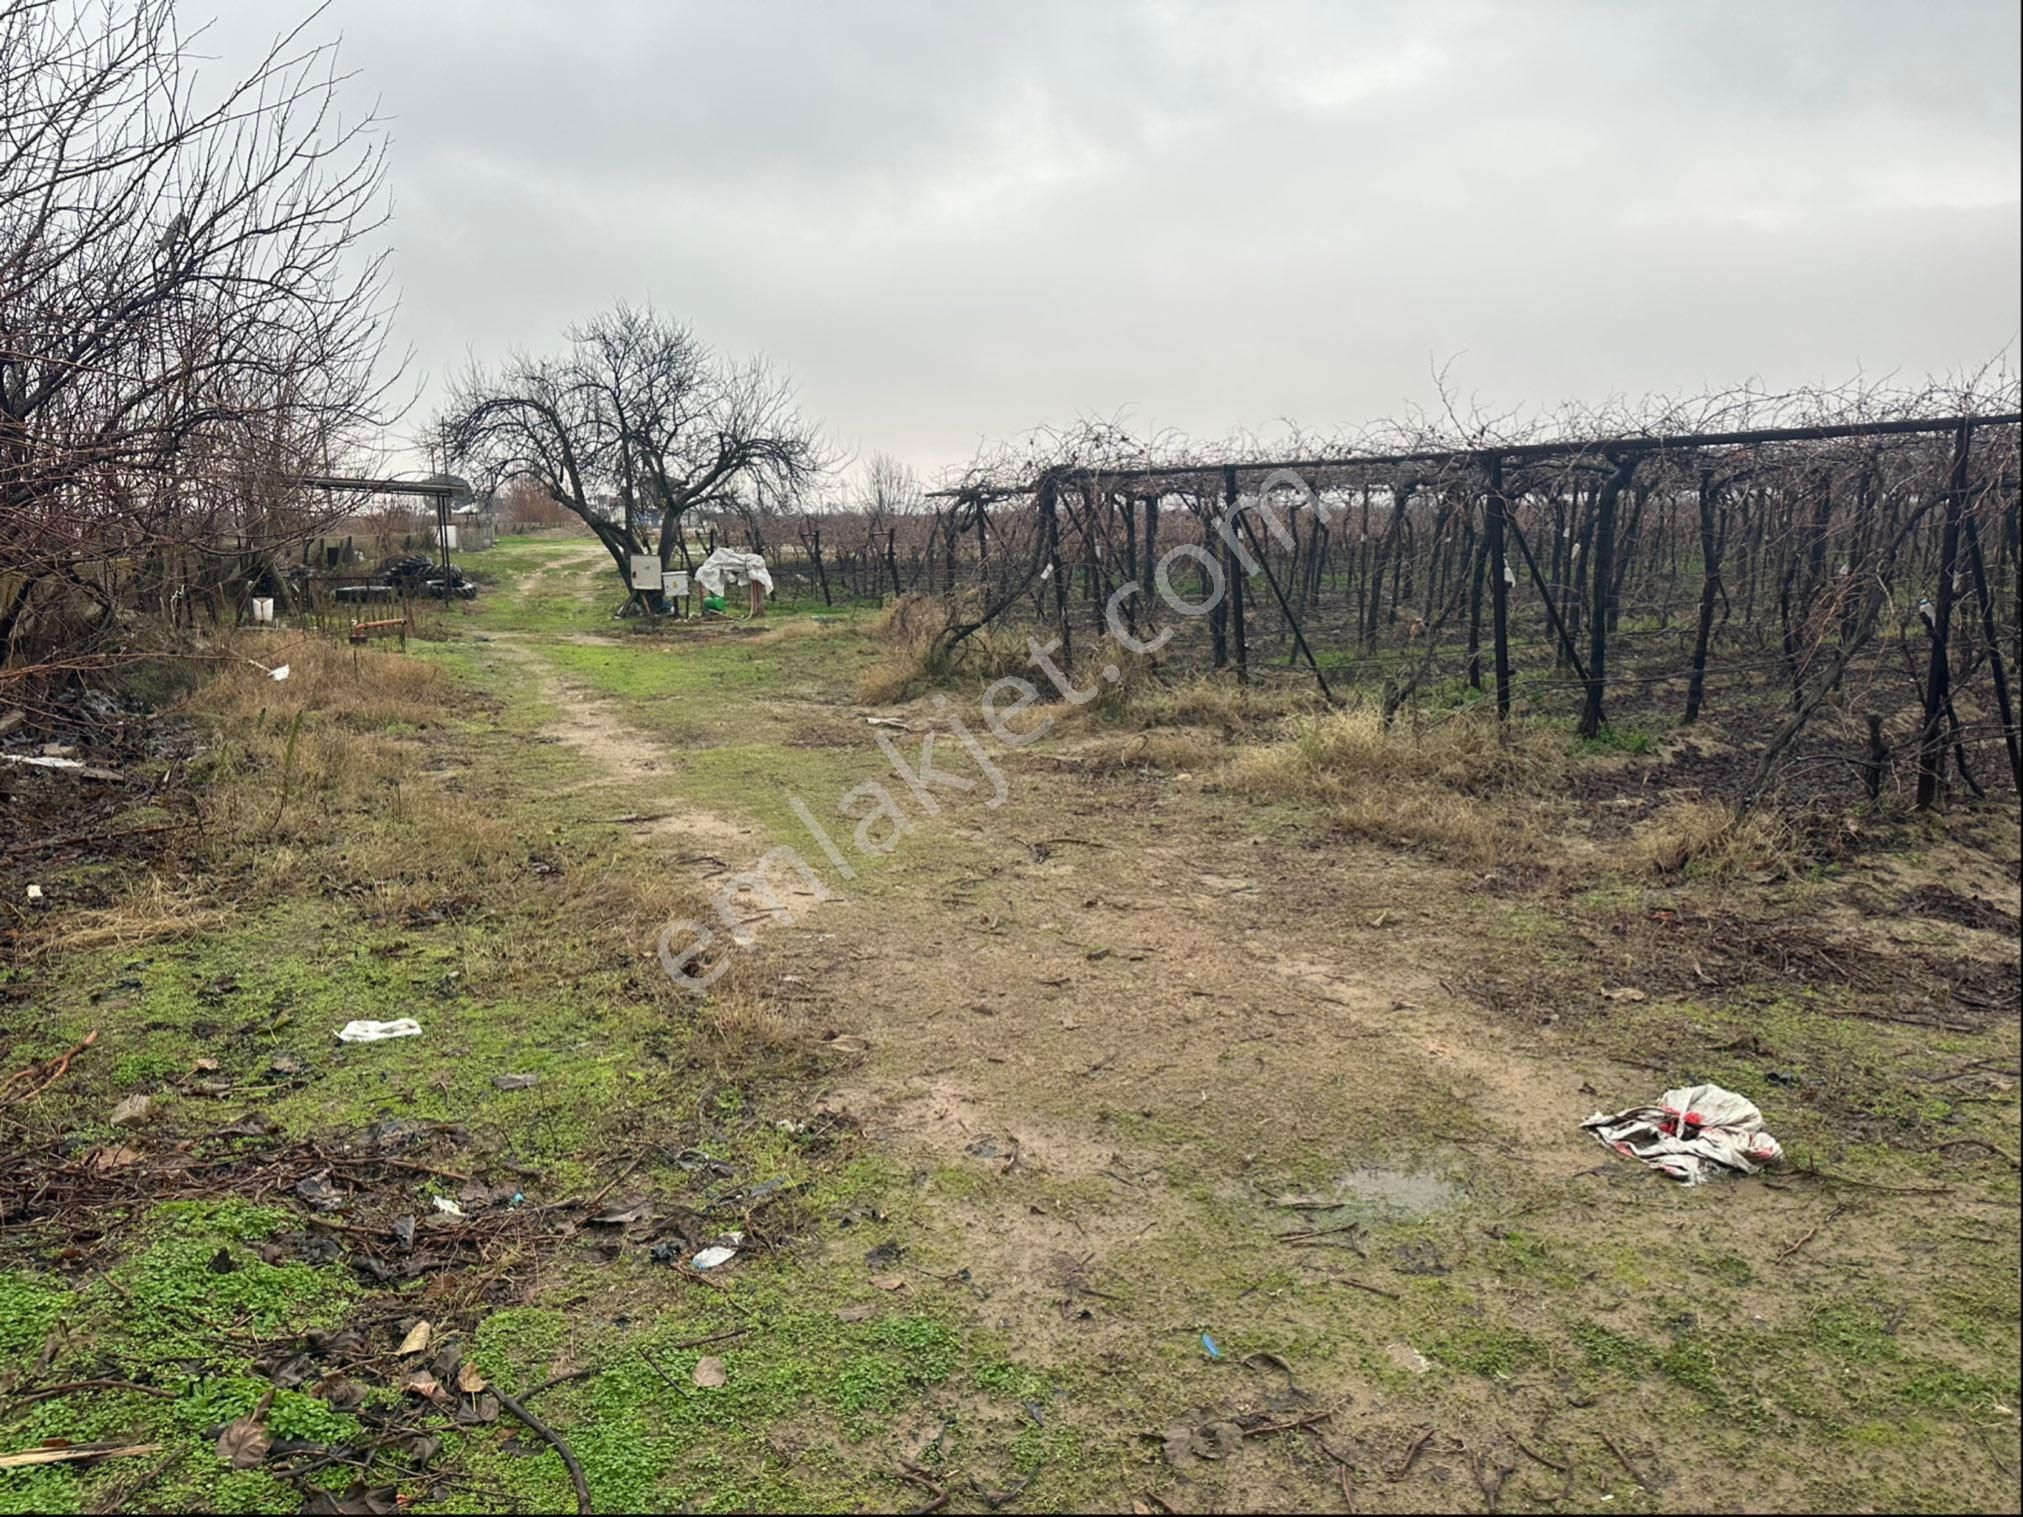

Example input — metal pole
[1484,454,1512,721]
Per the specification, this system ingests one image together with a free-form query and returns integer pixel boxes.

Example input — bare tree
[2,0,398,672]
[439,301,824,584]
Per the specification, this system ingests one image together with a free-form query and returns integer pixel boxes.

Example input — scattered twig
[969,1472,1031,1509]
[635,1347,683,1393]
[894,1462,949,1514]
[327,1155,474,1185]
[1775,1203,1847,1262]
[1279,1221,1363,1243]
[494,1383,592,1515]
[1389,1426,1435,1481]
[1506,1434,1569,1473]
[1470,1444,1516,1512]
[522,1366,599,1401]
[1597,1431,1651,1492]
[1795,1165,1952,1197]
[1244,1409,1333,1438]
[578,1155,645,1212]
[669,1264,759,1318]
[1329,1277,1401,1301]
[0,1379,179,1420]
[1927,1139,2022,1171]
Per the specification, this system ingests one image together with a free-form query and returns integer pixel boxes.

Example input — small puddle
[1332,1166,1463,1219]
[1255,1164,1465,1223]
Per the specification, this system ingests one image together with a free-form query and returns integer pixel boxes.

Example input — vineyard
[716,383,2023,814]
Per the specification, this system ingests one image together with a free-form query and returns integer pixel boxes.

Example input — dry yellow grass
[190,635,447,729]
[1076,727,1226,773]
[1111,675,1324,734]
[748,618,831,648]
[856,595,1031,704]
[1216,703,1571,864]
[36,876,231,956]
[1223,703,1568,796]
[1630,799,1794,878]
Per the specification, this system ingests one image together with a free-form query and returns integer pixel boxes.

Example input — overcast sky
[211,0,2021,483]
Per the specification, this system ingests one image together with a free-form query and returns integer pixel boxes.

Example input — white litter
[25,884,43,901]
[693,548,775,599]
[335,1018,422,1043]
[691,1231,744,1270]
[269,664,291,682]
[1583,1082,1782,1184]
[2,753,85,771]
[431,1196,465,1217]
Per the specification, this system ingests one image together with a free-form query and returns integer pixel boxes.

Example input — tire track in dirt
[483,637,834,938]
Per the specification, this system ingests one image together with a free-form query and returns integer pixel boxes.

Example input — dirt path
[452,540,2023,1513]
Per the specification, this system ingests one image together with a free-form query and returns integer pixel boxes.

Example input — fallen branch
[494,1383,592,1514]
[1597,1431,1651,1492]
[0,1442,161,1470]
[0,1029,98,1105]
[895,1463,949,1514]
[1389,1426,1434,1481]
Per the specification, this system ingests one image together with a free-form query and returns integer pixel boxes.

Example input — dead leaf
[834,1305,876,1323]
[108,1094,154,1127]
[397,1320,432,1356]
[86,1144,143,1172]
[1190,1421,1244,1461]
[455,1362,488,1394]
[1241,1351,1297,1383]
[491,1073,539,1091]
[402,1370,451,1407]
[1601,986,1648,1002]
[311,1374,366,1413]
[869,1274,907,1291]
[692,1356,727,1388]
[293,1173,343,1211]
[822,1034,870,1055]
[215,1390,274,1468]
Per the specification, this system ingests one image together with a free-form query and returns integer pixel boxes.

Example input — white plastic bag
[336,1018,422,1043]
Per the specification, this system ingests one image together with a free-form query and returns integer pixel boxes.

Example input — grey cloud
[203,0,2020,477]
